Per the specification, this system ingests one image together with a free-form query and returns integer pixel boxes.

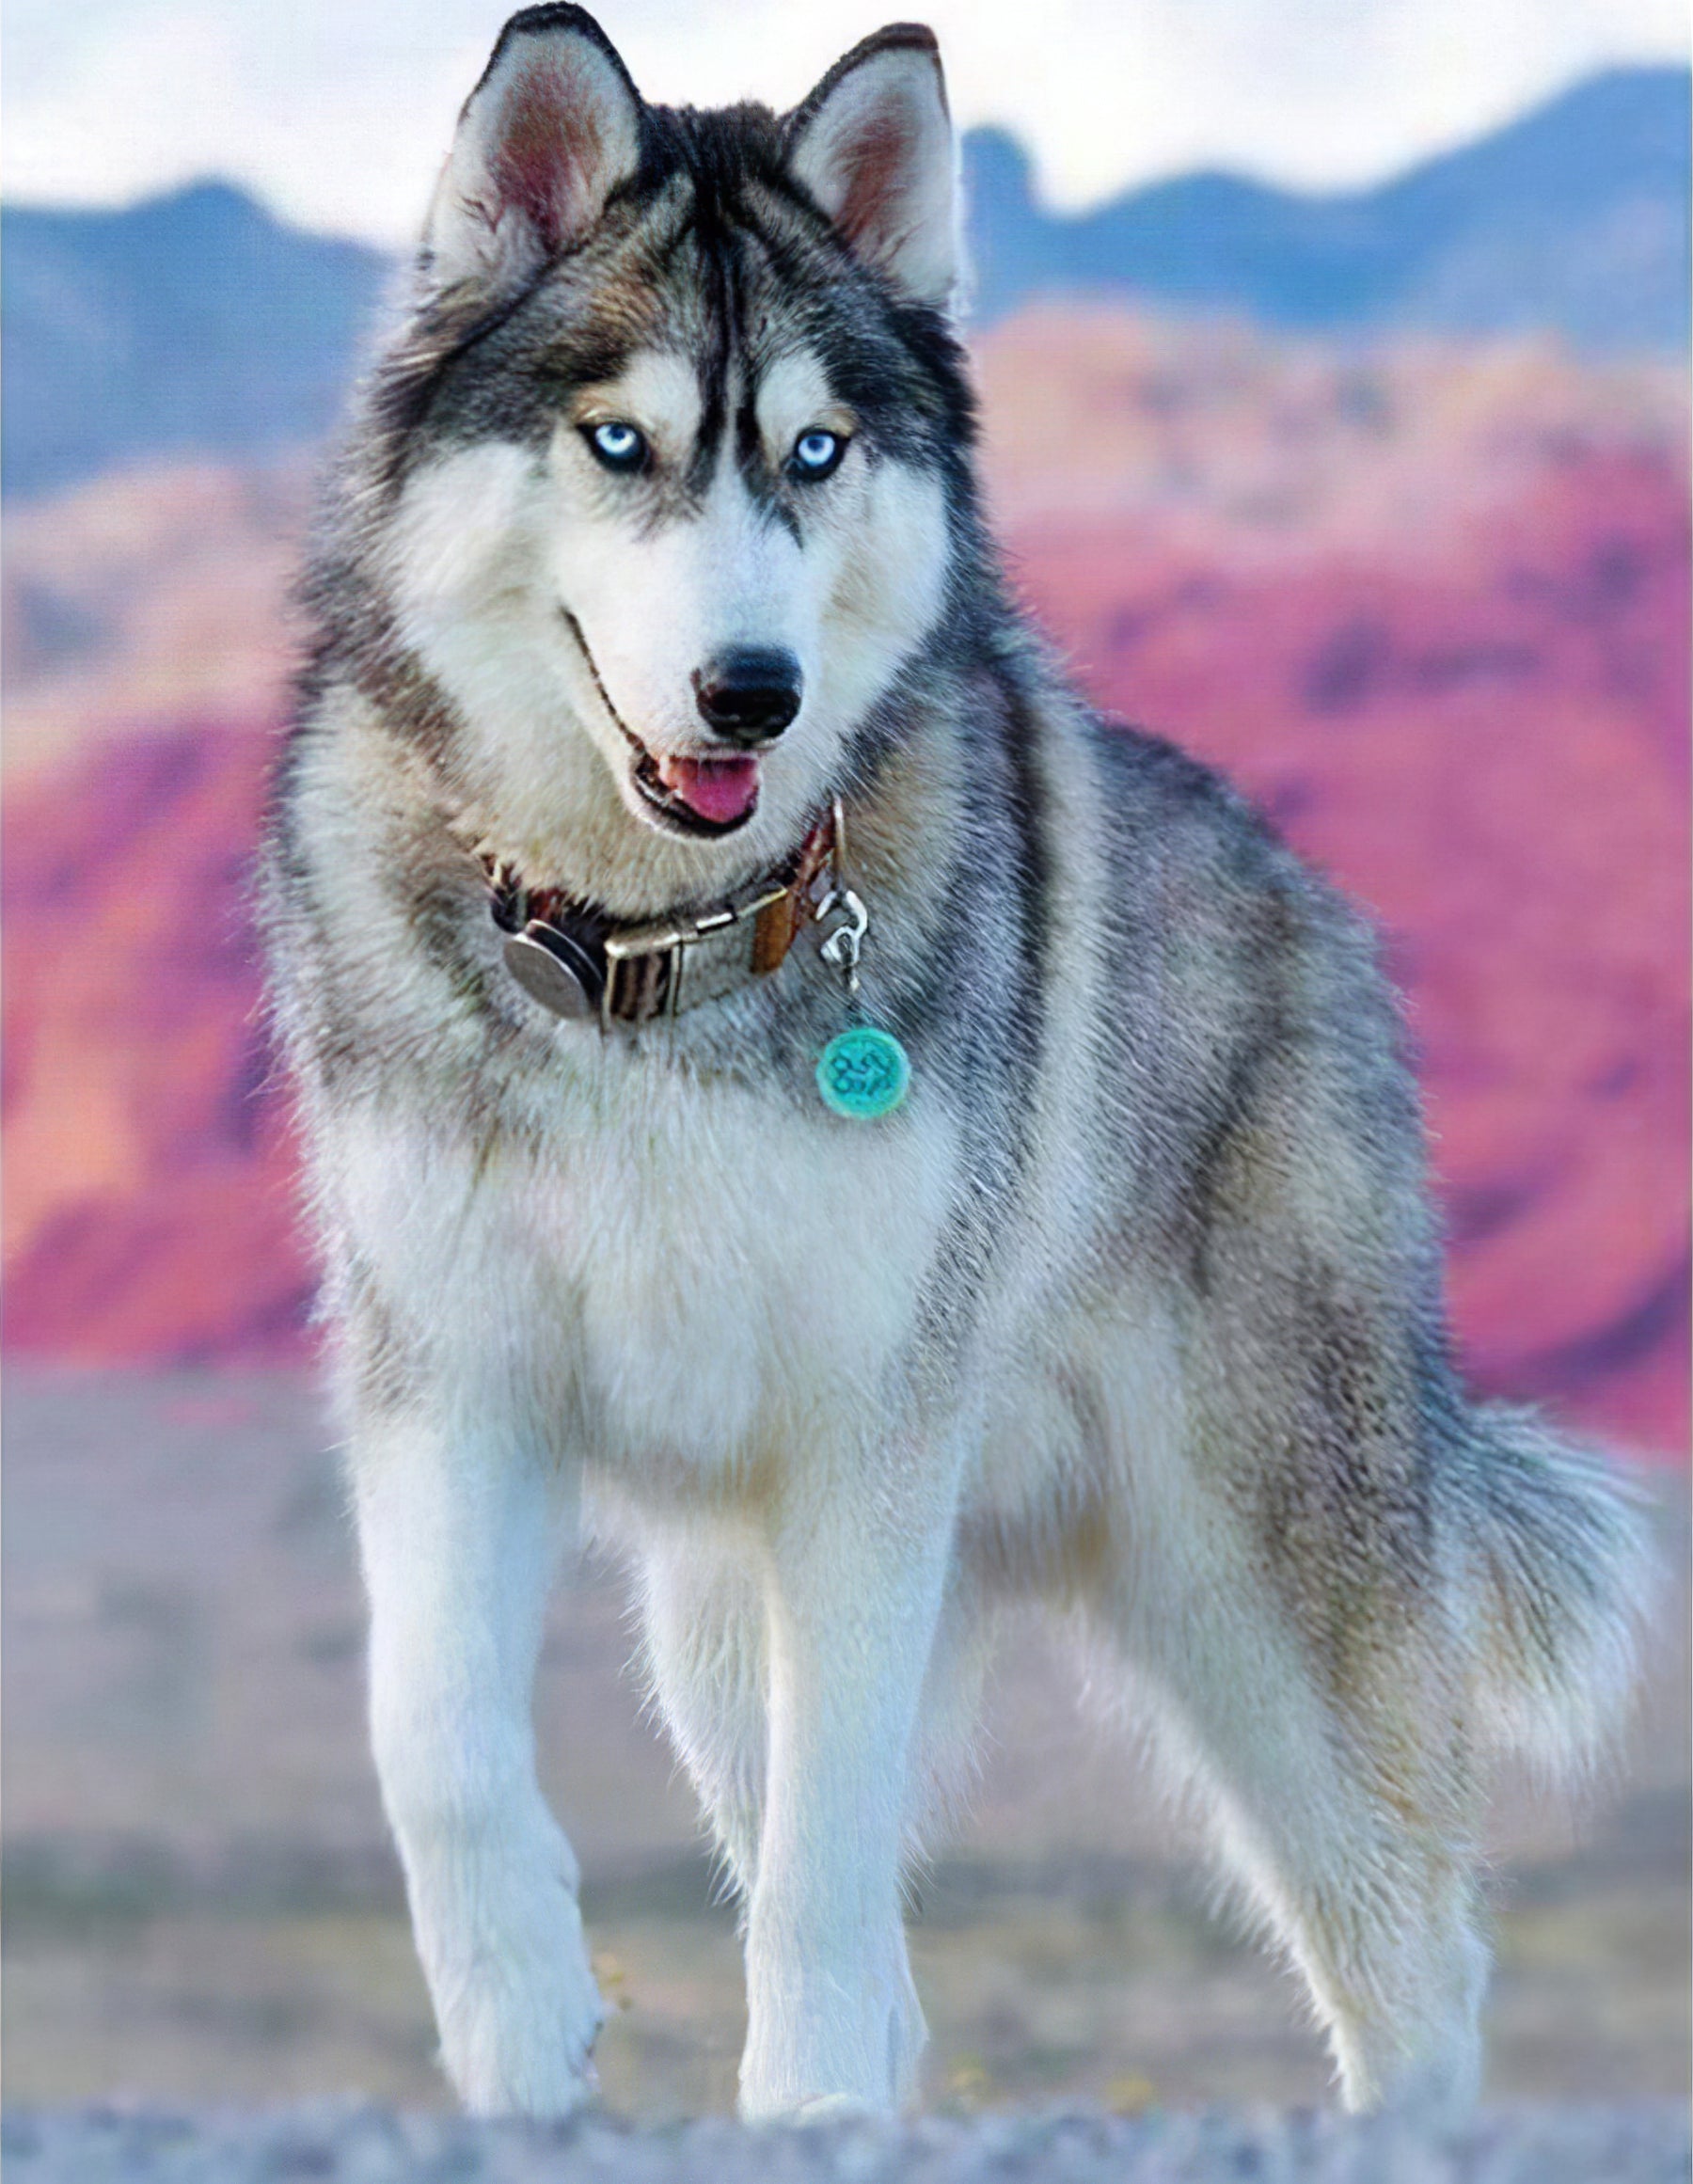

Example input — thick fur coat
[261,6,1651,2123]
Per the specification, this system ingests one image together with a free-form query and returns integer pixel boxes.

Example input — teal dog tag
[816,1025,910,1119]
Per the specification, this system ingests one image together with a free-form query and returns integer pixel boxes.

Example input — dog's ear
[786,24,957,309]
[423,6,642,297]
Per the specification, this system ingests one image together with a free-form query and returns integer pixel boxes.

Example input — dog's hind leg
[639,1534,992,1920]
[351,1392,602,2116]
[1096,1458,1488,2120]
[636,1537,767,1899]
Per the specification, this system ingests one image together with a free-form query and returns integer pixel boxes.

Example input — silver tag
[503,923,604,1020]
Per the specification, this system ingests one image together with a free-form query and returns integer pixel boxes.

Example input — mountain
[3,67,1687,499]
[965,67,1691,345]
[4,314,1686,1449]
[2,720,309,1363]
[1,182,388,499]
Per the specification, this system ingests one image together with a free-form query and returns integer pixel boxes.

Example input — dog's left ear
[786,24,957,309]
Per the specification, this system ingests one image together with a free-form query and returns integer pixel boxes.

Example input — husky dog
[262,5,1650,2124]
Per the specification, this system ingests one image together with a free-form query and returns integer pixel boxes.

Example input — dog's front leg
[352,1398,602,2116]
[737,1433,960,2121]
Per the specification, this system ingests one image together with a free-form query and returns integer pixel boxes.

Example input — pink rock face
[1002,451,1688,1456]
[2,722,311,1363]
[1,311,1686,1457]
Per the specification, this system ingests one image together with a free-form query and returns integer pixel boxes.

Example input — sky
[5,0,1688,245]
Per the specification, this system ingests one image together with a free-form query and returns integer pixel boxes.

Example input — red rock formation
[3,313,1685,1453]
[1005,450,1688,1451]
[3,720,310,1360]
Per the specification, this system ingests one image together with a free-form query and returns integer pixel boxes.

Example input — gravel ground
[8,1374,1687,2121]
[4,2106,1688,2184]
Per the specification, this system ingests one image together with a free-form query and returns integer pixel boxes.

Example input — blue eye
[790,428,846,481]
[584,420,647,472]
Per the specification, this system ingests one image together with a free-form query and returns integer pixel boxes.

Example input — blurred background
[4,0,1688,2123]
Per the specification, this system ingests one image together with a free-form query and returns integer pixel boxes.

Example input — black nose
[692,649,802,745]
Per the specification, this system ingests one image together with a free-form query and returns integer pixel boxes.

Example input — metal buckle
[599,878,790,1030]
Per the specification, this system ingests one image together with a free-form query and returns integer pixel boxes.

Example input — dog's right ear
[422,6,642,298]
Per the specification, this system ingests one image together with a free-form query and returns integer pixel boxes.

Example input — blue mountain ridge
[3,65,1685,499]
[2,182,387,499]
[964,66,1689,343]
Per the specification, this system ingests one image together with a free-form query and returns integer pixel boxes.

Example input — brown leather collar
[477,808,839,1030]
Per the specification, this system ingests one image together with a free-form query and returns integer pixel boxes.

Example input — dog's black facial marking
[416,297,645,459]
[995,679,1054,1176]
[351,88,977,537]
[674,174,744,503]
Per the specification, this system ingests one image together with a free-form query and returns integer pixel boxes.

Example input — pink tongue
[657,753,760,825]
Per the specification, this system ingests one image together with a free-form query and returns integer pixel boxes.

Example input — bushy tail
[1458,1403,1658,1780]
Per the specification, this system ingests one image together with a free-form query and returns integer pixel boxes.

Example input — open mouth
[561,603,762,839]
[631,747,762,836]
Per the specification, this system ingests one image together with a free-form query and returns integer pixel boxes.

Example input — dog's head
[368,8,973,899]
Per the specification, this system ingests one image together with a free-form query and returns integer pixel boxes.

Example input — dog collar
[476,807,840,1031]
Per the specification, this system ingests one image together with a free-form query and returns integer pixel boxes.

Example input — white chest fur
[326,1048,957,1494]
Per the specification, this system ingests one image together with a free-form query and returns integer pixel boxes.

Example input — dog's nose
[692,650,802,745]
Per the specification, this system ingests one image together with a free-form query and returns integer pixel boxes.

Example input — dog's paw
[791,2094,879,2124]
[737,1941,925,2123]
[434,1896,607,2118]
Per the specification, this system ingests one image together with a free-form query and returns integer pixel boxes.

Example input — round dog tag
[816,1025,910,1119]
[503,923,605,1021]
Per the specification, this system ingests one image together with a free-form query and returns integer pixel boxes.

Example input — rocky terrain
[6,67,1684,499]
[5,1370,1686,2120]
[4,309,1686,1450]
[7,2102,1691,2184]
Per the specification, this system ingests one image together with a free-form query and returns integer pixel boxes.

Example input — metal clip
[817,886,869,997]
[812,796,871,997]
